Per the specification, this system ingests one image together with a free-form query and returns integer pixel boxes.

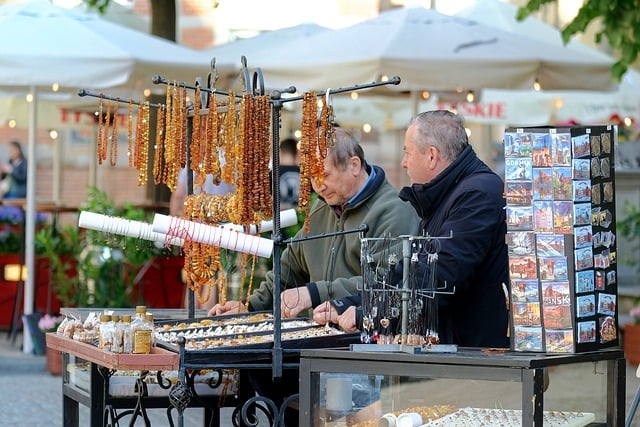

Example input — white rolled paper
[218,208,298,234]
[78,211,185,247]
[152,213,274,258]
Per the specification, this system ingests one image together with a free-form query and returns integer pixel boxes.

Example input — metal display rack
[73,57,401,426]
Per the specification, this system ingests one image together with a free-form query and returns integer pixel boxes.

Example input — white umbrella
[453,0,640,125]
[255,6,615,93]
[203,23,331,91]
[0,0,214,353]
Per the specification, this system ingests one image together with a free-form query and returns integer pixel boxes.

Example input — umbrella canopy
[256,6,615,93]
[0,0,214,91]
[0,0,213,354]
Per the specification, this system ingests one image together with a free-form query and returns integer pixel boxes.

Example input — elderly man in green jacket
[208,127,418,317]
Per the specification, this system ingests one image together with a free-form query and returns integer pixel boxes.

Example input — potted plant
[617,201,640,363]
[38,313,64,375]
[37,186,172,309]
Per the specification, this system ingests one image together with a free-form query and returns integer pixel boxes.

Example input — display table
[46,333,241,427]
[298,347,626,426]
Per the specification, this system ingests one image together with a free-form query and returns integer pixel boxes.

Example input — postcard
[539,257,568,282]
[532,167,553,200]
[506,205,534,231]
[511,278,540,302]
[541,281,570,306]
[536,234,565,258]
[512,302,541,327]
[533,201,554,233]
[577,320,597,344]
[576,270,594,294]
[553,201,573,234]
[514,326,544,352]
[572,158,590,179]
[552,133,572,166]
[573,203,591,226]
[591,135,601,156]
[597,293,616,316]
[545,329,574,353]
[509,255,538,279]
[572,133,590,158]
[576,294,596,318]
[574,225,593,249]
[552,167,573,200]
[532,133,552,167]
[601,132,611,154]
[506,231,536,256]
[575,247,594,271]
[504,132,534,157]
[506,181,533,205]
[505,157,533,181]
[573,180,591,202]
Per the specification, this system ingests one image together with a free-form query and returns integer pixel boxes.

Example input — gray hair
[408,110,468,162]
[327,127,366,170]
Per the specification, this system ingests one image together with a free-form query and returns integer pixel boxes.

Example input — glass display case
[299,347,625,426]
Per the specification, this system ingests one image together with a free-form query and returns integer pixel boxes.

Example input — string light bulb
[362,123,372,133]
[26,93,34,103]
[421,90,431,100]
[465,90,475,103]
[8,119,16,128]
[533,78,541,91]
[52,82,59,92]
[351,92,359,100]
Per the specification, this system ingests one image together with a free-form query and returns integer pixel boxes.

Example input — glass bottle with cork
[132,305,151,354]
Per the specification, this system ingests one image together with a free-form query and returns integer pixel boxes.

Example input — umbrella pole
[23,85,37,354]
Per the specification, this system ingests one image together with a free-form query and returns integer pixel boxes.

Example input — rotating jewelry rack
[354,233,457,355]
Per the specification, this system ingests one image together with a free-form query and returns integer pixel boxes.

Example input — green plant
[37,186,171,308]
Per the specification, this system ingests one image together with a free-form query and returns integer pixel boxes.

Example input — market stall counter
[298,347,626,426]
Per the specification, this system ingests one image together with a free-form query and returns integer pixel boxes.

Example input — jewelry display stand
[74,56,401,426]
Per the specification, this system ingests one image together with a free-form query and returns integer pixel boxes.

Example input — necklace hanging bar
[78,89,165,110]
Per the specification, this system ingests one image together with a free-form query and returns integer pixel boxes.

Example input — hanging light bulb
[8,119,17,128]
[49,129,59,140]
[465,90,475,103]
[421,90,431,100]
[362,123,372,134]
[623,117,633,127]
[351,92,359,101]
[26,93,34,103]
[52,82,60,92]
[143,88,151,97]
[533,78,542,92]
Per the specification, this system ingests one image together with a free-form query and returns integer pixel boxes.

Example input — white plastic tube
[78,211,184,246]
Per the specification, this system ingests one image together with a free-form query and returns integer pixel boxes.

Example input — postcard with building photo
[539,257,568,282]
[505,181,533,205]
[573,180,592,202]
[576,294,596,318]
[532,133,552,166]
[552,133,572,166]
[545,329,574,353]
[577,320,597,344]
[572,133,590,158]
[506,205,534,231]
[552,167,573,200]
[553,201,573,234]
[504,132,534,157]
[574,225,593,249]
[514,325,544,352]
[572,158,590,179]
[597,293,616,316]
[512,302,542,326]
[575,247,594,271]
[576,270,595,294]
[511,278,540,302]
[532,167,553,200]
[573,203,591,226]
[509,256,538,279]
[533,201,554,234]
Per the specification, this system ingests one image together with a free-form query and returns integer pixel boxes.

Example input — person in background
[169,168,235,311]
[314,110,510,349]
[277,137,300,210]
[0,141,27,199]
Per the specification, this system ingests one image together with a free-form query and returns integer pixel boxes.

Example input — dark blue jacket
[398,145,509,348]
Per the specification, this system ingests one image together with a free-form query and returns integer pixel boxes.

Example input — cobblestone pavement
[2,332,640,426]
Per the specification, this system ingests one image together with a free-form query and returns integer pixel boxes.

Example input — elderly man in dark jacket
[315,110,509,348]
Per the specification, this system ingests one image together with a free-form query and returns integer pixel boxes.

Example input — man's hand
[313,301,338,325]
[207,300,247,316]
[281,287,312,318]
[337,306,357,332]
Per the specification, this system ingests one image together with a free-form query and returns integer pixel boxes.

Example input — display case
[299,348,625,426]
